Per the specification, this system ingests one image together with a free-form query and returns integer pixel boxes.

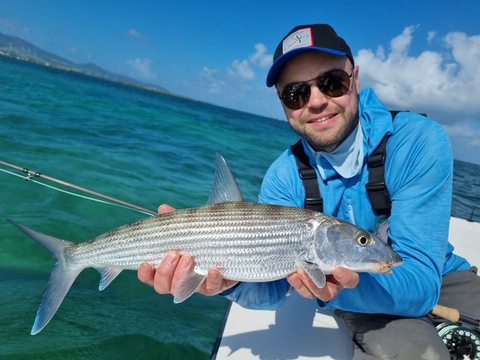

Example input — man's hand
[137,204,238,297]
[287,267,359,302]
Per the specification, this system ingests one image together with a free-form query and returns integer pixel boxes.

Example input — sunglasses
[279,69,354,110]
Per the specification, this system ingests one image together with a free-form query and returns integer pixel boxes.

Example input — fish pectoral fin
[97,267,124,291]
[172,272,207,304]
[300,261,326,289]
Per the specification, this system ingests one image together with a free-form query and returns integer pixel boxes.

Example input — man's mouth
[309,114,336,124]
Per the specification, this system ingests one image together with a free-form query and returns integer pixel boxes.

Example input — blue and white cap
[266,24,354,87]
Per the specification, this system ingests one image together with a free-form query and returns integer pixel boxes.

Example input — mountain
[0,32,170,94]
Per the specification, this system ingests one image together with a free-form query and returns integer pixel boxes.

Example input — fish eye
[356,231,373,247]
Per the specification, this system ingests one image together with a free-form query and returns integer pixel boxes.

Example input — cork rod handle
[431,305,460,322]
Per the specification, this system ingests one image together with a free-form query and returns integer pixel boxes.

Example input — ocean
[0,56,479,359]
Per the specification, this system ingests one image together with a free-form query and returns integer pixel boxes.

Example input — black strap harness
[291,110,399,216]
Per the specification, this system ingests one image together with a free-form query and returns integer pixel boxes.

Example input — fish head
[312,218,403,274]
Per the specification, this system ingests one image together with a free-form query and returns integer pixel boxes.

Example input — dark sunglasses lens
[281,70,351,110]
[318,70,350,97]
[281,83,310,110]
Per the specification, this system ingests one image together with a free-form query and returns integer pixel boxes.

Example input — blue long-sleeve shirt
[223,88,470,316]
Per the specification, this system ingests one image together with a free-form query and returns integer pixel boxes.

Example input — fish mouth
[376,261,400,274]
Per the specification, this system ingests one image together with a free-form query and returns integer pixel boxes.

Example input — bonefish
[9,153,403,335]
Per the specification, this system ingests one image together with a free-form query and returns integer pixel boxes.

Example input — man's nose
[307,85,328,108]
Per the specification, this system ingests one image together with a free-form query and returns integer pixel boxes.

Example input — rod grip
[431,304,460,322]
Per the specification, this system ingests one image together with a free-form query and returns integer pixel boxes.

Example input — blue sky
[1,1,480,164]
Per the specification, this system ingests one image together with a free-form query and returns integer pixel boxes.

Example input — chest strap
[291,140,323,211]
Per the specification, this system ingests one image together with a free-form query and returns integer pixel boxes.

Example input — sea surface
[0,56,479,359]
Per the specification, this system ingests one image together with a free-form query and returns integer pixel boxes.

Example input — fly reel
[436,321,480,360]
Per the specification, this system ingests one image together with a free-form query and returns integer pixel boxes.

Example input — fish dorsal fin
[206,153,243,204]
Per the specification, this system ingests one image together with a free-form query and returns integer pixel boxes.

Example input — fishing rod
[0,159,157,216]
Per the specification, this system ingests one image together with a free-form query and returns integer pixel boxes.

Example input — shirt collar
[307,122,364,180]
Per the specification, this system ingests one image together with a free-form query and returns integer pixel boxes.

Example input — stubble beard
[294,109,359,153]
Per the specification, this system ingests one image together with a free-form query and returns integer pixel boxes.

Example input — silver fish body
[70,201,316,281]
[66,201,399,281]
[9,154,403,335]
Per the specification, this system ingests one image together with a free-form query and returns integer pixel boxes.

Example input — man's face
[276,52,360,152]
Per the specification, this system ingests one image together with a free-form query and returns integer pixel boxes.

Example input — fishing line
[0,160,157,217]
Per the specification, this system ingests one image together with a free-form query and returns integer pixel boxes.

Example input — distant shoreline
[0,51,174,97]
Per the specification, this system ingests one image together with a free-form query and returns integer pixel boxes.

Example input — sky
[1,1,480,164]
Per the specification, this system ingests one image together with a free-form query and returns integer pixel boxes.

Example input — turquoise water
[0,56,479,359]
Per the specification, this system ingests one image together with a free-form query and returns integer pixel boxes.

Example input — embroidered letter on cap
[282,28,313,54]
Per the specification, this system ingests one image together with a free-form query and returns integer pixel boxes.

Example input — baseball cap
[266,24,354,87]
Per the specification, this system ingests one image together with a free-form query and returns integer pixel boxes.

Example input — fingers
[158,204,176,214]
[138,251,236,298]
[196,269,224,296]
[137,261,155,287]
[138,203,176,291]
[287,267,360,302]
[333,267,359,289]
[138,204,176,292]
[287,272,316,299]
[153,251,181,294]
[169,255,195,295]
[201,270,239,296]
[137,251,182,294]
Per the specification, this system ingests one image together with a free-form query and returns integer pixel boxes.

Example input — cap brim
[266,47,347,87]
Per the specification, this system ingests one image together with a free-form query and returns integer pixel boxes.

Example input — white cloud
[127,28,147,43]
[198,43,273,100]
[126,58,157,80]
[389,25,417,58]
[443,122,480,164]
[200,67,226,94]
[427,31,436,45]
[357,26,480,118]
[444,122,480,147]
[227,43,272,81]
[227,59,255,81]
[356,26,480,163]
[444,31,480,76]
[249,43,272,68]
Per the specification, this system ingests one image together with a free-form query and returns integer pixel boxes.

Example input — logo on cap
[282,28,313,54]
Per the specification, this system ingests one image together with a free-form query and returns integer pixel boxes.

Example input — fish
[8,153,403,335]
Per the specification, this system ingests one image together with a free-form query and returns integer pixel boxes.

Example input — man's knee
[336,312,450,359]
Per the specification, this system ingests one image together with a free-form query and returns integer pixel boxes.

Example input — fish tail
[7,220,82,335]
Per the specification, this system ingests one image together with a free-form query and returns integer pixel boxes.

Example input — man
[138,24,480,358]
